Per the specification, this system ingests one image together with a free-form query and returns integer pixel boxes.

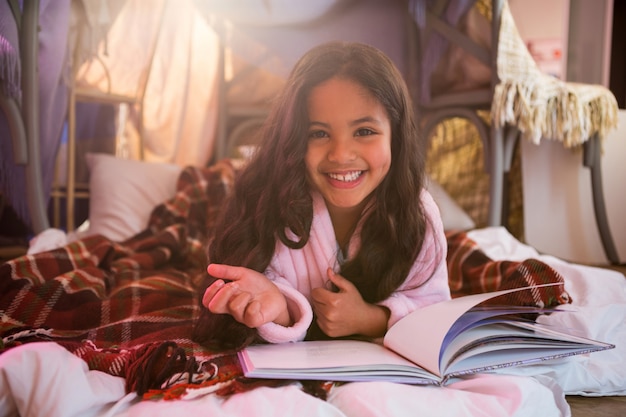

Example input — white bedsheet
[1,227,624,417]
[0,342,569,417]
[468,227,626,396]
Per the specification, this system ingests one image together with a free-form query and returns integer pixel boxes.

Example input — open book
[238,284,615,386]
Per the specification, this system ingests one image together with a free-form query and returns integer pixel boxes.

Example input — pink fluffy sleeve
[255,279,313,343]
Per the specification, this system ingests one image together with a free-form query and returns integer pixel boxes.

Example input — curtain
[73,0,220,166]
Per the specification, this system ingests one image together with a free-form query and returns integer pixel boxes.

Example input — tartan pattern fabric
[446,230,571,308]
[1,160,570,399]
[1,161,238,352]
[0,161,244,398]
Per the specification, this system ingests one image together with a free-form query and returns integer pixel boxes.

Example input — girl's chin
[322,193,369,211]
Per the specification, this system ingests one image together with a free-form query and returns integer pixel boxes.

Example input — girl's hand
[202,264,291,329]
[311,268,390,338]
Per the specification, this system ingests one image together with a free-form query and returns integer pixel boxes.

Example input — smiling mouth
[327,171,363,182]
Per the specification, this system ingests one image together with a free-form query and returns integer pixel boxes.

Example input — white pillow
[426,176,476,231]
[85,153,182,241]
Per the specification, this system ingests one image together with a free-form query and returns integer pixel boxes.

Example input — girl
[198,41,450,346]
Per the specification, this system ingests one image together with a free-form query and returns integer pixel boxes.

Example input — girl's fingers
[202,279,225,308]
[243,300,264,328]
[206,281,241,313]
[203,264,285,327]
[212,286,264,327]
[326,268,355,292]
[207,263,244,282]
[227,291,253,322]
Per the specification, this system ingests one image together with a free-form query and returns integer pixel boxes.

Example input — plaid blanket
[0,159,570,400]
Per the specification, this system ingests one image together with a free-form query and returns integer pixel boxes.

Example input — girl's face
[305,77,392,218]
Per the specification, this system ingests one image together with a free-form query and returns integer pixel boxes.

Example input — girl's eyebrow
[308,116,383,128]
[308,120,329,128]
[350,116,382,126]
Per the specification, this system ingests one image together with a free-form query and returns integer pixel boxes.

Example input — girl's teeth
[328,171,362,182]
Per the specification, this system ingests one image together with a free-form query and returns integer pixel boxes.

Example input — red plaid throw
[446,230,572,307]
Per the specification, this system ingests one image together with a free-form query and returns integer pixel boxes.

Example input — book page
[444,344,613,379]
[239,339,439,383]
[440,321,609,372]
[242,339,415,370]
[442,305,568,347]
[382,285,561,376]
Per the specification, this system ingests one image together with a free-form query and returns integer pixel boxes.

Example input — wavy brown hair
[195,41,431,346]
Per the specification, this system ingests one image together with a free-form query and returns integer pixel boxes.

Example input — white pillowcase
[83,154,474,242]
[425,176,476,231]
[85,153,183,241]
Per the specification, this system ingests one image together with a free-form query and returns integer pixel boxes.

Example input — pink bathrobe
[257,190,451,343]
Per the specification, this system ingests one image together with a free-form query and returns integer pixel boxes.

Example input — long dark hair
[195,41,429,347]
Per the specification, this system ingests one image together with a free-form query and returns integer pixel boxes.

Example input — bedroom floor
[568,395,626,417]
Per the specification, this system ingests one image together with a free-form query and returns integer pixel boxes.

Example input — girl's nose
[327,137,356,163]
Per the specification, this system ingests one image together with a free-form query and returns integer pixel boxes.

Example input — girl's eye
[355,128,374,137]
[308,130,328,139]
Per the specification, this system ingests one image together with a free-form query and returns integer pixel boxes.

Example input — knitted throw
[491,1,619,147]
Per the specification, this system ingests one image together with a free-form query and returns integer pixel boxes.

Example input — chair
[410,0,620,264]
[410,0,513,224]
[492,0,619,265]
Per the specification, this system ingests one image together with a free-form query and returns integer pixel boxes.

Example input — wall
[509,0,570,79]
[522,111,626,265]
[509,0,625,265]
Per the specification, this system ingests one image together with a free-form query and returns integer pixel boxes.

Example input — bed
[1,153,625,417]
[2,1,625,416]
